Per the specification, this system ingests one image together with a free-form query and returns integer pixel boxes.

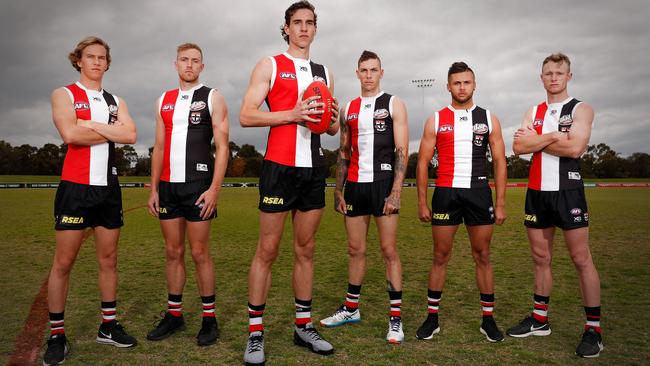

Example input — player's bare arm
[239,57,322,127]
[78,97,137,144]
[416,114,437,222]
[542,103,594,159]
[488,114,507,225]
[383,97,408,215]
[51,87,107,145]
[512,106,561,155]
[334,107,350,214]
[196,90,230,220]
[325,70,340,136]
[147,99,166,217]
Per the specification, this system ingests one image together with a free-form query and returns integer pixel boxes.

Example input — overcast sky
[1,0,648,157]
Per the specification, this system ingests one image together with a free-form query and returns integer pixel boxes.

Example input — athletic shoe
[386,316,404,344]
[506,316,551,338]
[196,317,219,346]
[43,334,69,366]
[96,320,137,347]
[319,305,361,327]
[293,323,334,355]
[575,328,604,358]
[146,312,186,341]
[244,331,265,366]
[415,314,440,340]
[480,317,504,342]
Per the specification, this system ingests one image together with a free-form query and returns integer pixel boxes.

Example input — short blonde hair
[68,36,111,72]
[542,53,571,71]
[177,43,203,60]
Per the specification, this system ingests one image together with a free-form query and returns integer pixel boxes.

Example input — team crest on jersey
[438,124,453,134]
[162,103,174,112]
[473,123,488,134]
[374,119,386,132]
[190,112,202,124]
[313,76,326,83]
[374,108,389,119]
[190,101,206,111]
[473,134,485,146]
[533,119,543,127]
[347,113,358,121]
[280,72,296,80]
[74,101,90,111]
[108,105,118,116]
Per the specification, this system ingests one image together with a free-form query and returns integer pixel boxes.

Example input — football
[302,80,333,134]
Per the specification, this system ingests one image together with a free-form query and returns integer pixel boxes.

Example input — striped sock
[584,306,601,333]
[389,290,402,318]
[49,312,64,336]
[248,303,265,333]
[532,294,549,323]
[201,295,216,318]
[480,293,495,319]
[101,300,117,323]
[344,283,361,312]
[295,298,312,328]
[168,293,183,317]
[427,289,442,317]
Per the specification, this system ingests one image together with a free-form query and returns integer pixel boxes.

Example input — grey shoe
[293,323,334,355]
[244,331,265,366]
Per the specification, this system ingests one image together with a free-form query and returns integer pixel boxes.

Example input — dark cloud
[1,0,648,157]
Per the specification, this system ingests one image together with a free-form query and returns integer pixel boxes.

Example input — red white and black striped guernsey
[528,97,584,191]
[61,82,119,186]
[159,84,215,183]
[264,53,330,167]
[434,105,493,188]
[344,92,396,182]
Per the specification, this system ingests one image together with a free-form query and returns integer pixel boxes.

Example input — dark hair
[447,62,474,80]
[358,50,381,68]
[542,52,571,71]
[280,1,317,44]
[68,36,111,72]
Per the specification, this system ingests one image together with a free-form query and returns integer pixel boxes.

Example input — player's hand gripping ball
[302,81,332,134]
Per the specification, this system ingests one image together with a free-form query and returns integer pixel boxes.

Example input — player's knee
[347,243,366,259]
[190,246,211,265]
[531,251,552,266]
[433,251,451,266]
[165,244,185,262]
[380,245,399,263]
[294,244,315,263]
[52,257,75,277]
[97,252,117,272]
[570,252,593,271]
[471,248,491,266]
[256,244,279,264]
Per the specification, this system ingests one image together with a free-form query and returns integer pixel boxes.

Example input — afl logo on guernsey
[374,108,389,119]
[162,103,174,112]
[74,101,89,111]
[438,124,453,134]
[347,113,358,122]
[280,72,296,80]
[533,119,543,127]
[190,101,206,111]
[473,123,488,135]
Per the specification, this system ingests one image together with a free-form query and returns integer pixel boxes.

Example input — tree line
[1,140,649,179]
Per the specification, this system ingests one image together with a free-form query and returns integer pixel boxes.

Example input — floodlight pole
[411,78,435,105]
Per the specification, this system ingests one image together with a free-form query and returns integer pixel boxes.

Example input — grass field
[1,186,649,365]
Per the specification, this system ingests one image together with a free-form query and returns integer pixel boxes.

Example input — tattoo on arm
[336,153,350,192]
[394,147,406,183]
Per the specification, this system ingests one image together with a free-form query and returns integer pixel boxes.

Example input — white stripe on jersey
[168,84,204,182]
[289,53,315,168]
[540,102,561,191]
[269,56,277,91]
[356,94,380,182]
[451,105,475,188]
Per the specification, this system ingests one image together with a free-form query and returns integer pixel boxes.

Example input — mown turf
[1,187,648,365]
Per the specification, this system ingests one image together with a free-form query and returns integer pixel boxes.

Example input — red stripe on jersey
[528,102,548,190]
[347,98,362,182]
[435,107,455,187]
[264,54,299,166]
[61,84,91,184]
[160,89,179,182]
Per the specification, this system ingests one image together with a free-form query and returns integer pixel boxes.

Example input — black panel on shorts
[258,160,326,212]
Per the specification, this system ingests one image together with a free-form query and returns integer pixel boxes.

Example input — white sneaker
[319,305,361,327]
[387,316,404,344]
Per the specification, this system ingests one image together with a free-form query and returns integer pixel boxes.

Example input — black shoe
[96,320,137,347]
[416,314,440,340]
[197,317,219,346]
[480,317,504,342]
[575,328,604,358]
[43,334,69,366]
[146,312,186,341]
[506,315,551,338]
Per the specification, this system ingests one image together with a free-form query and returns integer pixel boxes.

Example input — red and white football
[302,80,333,134]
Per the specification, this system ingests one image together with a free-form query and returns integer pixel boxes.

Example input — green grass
[1,187,649,365]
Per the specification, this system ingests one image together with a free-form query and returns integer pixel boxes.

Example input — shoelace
[247,335,264,353]
[302,327,324,341]
[390,318,401,332]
